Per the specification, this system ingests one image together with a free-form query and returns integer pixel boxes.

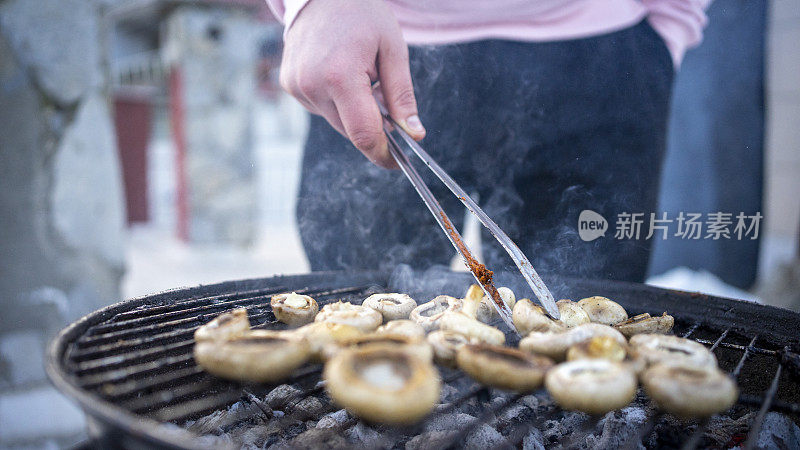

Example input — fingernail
[405,115,425,133]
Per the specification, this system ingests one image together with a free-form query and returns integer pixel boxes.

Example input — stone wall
[163,6,260,246]
[0,0,125,445]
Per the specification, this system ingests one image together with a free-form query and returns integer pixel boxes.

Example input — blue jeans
[296,20,674,283]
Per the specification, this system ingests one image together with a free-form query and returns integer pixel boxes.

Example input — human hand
[279,0,425,168]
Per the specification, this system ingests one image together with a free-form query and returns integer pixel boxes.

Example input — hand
[279,0,425,168]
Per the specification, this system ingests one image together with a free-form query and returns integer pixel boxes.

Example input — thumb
[377,37,425,141]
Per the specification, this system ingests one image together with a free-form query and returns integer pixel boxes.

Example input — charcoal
[270,428,349,449]
[585,407,648,450]
[756,412,800,449]
[290,396,326,421]
[423,412,475,432]
[522,427,546,450]
[265,384,302,409]
[316,409,350,429]
[345,421,383,447]
[405,430,460,450]
[463,422,505,449]
[186,400,263,434]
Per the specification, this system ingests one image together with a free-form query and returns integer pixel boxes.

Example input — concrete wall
[0,0,125,445]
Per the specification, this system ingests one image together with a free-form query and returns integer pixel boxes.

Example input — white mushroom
[642,362,738,418]
[519,323,626,361]
[439,311,505,346]
[457,343,554,392]
[613,312,674,337]
[629,334,717,369]
[194,308,250,342]
[461,284,484,320]
[293,321,363,362]
[194,330,310,383]
[513,298,566,335]
[315,301,382,333]
[323,344,441,425]
[566,335,627,363]
[555,299,591,328]
[545,359,638,415]
[409,295,465,331]
[427,330,473,367]
[271,292,319,327]
[376,319,426,339]
[476,286,516,322]
[322,332,433,362]
[362,293,417,322]
[577,296,628,325]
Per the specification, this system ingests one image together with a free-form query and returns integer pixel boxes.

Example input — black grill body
[46,270,800,449]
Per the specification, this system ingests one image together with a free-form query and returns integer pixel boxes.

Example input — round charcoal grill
[47,270,800,449]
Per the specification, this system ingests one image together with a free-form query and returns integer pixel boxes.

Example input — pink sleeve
[265,0,313,34]
[642,0,712,68]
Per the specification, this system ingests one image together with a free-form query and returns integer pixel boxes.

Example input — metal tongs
[378,104,560,330]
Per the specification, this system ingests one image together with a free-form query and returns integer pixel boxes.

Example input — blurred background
[0,0,798,447]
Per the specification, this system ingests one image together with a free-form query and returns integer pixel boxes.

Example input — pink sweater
[266,0,711,68]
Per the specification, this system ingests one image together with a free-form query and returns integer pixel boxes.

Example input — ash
[178,375,800,449]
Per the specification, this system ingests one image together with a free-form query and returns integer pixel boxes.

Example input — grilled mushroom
[577,296,628,326]
[462,284,484,320]
[293,321,363,362]
[194,330,310,382]
[629,334,717,369]
[362,293,417,322]
[566,335,627,362]
[315,301,382,333]
[271,292,319,326]
[324,344,441,425]
[519,323,626,361]
[545,359,638,415]
[194,308,250,342]
[513,298,566,335]
[457,343,554,392]
[439,311,505,346]
[323,332,433,362]
[476,286,516,322]
[642,363,738,418]
[555,299,591,328]
[614,312,674,337]
[410,295,465,331]
[427,330,472,367]
[376,319,426,339]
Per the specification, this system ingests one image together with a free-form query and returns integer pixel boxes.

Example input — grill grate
[48,275,800,449]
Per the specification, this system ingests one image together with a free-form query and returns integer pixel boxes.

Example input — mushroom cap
[629,334,717,369]
[519,323,626,361]
[457,343,554,392]
[194,330,310,382]
[410,295,465,331]
[439,311,505,346]
[293,321,363,362]
[271,293,320,327]
[362,293,417,322]
[545,359,638,415]
[473,286,516,322]
[566,335,627,362]
[614,313,674,338]
[513,299,567,336]
[323,332,433,362]
[427,330,472,367]
[324,344,441,425]
[194,308,251,342]
[462,284,484,320]
[642,362,738,418]
[376,319,426,339]
[577,296,628,326]
[555,299,591,328]
[315,301,383,333]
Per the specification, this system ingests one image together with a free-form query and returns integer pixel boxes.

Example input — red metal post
[169,66,190,242]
